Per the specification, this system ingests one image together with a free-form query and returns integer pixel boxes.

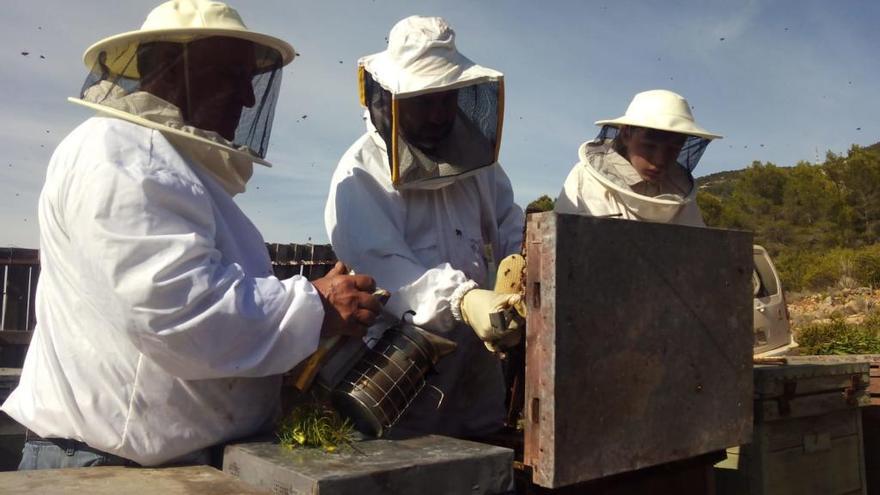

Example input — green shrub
[801,252,844,290]
[796,318,880,355]
[853,245,880,287]
[526,195,555,213]
[778,246,880,291]
[804,249,853,290]
[775,250,814,291]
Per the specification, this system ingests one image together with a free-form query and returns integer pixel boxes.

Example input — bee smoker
[330,321,457,437]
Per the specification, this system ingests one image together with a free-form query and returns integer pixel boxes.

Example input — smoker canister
[331,322,456,437]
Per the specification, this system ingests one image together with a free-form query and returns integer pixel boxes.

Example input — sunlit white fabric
[81,82,255,195]
[360,16,501,98]
[2,117,323,466]
[556,139,705,226]
[324,117,524,436]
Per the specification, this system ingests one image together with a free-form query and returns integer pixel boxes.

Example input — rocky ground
[787,287,880,329]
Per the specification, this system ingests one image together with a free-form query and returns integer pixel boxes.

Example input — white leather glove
[460,289,524,352]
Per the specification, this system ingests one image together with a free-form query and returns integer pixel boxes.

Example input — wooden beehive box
[523,212,754,488]
[717,357,870,495]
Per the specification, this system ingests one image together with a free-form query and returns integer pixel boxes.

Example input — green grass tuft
[277,402,355,453]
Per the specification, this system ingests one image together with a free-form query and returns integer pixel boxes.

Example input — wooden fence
[0,249,39,367]
[0,249,39,333]
[265,243,337,280]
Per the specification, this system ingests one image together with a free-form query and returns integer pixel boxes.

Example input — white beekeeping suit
[556,90,722,227]
[1,0,329,466]
[325,16,524,437]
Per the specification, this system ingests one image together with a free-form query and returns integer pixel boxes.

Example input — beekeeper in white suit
[325,16,525,437]
[556,89,722,226]
[2,0,381,469]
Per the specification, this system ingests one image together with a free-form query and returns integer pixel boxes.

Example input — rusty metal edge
[523,212,558,488]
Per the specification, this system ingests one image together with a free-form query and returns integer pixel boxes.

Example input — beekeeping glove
[494,254,526,317]
[460,289,524,352]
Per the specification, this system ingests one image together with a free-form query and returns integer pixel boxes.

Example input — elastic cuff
[450,280,479,322]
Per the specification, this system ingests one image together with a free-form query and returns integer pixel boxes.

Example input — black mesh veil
[594,125,710,174]
[236,58,281,158]
[362,68,502,189]
[362,69,394,155]
[77,36,283,159]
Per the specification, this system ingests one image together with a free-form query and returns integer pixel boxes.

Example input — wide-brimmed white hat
[595,89,721,140]
[359,16,502,98]
[82,0,295,78]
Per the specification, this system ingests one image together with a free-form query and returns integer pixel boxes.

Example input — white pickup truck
[753,245,799,357]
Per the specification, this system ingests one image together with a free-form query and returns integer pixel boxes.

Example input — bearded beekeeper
[324,16,525,437]
[1,0,381,469]
[555,90,722,226]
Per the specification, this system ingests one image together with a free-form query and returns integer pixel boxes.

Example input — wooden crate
[523,213,754,488]
[716,359,871,495]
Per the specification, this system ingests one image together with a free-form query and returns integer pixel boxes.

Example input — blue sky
[1,0,877,248]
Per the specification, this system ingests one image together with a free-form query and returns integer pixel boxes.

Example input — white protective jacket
[556,140,705,227]
[325,124,524,437]
[1,117,324,466]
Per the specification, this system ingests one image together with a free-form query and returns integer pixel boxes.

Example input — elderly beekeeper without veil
[2,0,381,469]
[556,90,722,226]
[324,16,525,437]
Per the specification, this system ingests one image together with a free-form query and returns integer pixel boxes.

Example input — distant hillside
[696,169,742,197]
[695,140,880,291]
[697,140,880,200]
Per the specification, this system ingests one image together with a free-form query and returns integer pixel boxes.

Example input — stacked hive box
[717,357,871,495]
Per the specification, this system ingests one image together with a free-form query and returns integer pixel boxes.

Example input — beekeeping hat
[69,0,295,172]
[588,89,721,176]
[358,16,505,189]
[360,16,501,98]
[595,89,721,140]
[83,0,294,79]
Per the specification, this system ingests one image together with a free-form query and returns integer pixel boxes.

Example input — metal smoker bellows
[331,322,457,437]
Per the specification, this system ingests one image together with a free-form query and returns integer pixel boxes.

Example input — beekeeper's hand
[312,262,382,338]
[460,289,524,352]
[494,254,526,317]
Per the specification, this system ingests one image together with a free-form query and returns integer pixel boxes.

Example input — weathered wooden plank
[524,213,754,488]
[758,392,871,423]
[755,360,871,397]
[275,243,291,264]
[0,331,32,346]
[292,243,306,263]
[523,212,555,486]
[754,362,871,422]
[0,465,269,494]
[311,244,336,263]
[2,265,37,331]
[0,248,39,266]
